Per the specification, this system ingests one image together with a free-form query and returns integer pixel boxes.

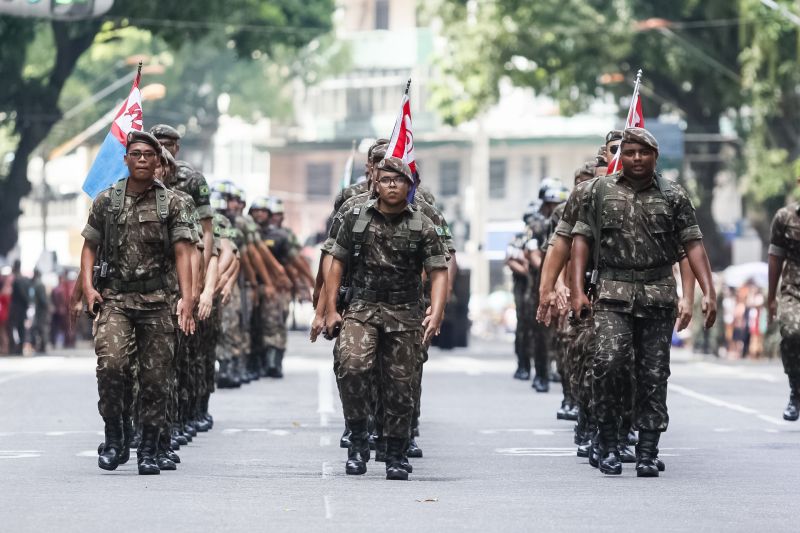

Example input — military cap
[605,129,623,143]
[542,185,569,204]
[376,156,413,183]
[367,138,390,159]
[621,127,659,152]
[575,161,595,180]
[267,196,285,214]
[126,130,161,152]
[149,124,181,140]
[370,143,388,163]
[160,146,176,166]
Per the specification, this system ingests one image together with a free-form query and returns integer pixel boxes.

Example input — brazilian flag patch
[199,185,209,196]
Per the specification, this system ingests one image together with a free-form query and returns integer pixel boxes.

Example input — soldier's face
[158,138,179,158]
[375,170,410,206]
[124,142,158,181]
[270,213,284,227]
[251,209,269,224]
[606,139,621,163]
[620,141,657,179]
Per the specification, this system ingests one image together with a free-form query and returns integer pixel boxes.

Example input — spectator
[50,271,75,348]
[0,271,11,354]
[7,260,30,355]
[30,269,48,354]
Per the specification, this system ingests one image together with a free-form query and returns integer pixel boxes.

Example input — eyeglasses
[127,150,158,160]
[377,176,407,186]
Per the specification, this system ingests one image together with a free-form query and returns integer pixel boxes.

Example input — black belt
[599,265,673,283]
[351,287,421,305]
[103,276,167,293]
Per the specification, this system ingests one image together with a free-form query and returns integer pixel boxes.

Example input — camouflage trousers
[261,289,290,350]
[94,304,174,427]
[552,314,572,403]
[779,290,800,380]
[568,318,595,414]
[592,310,672,432]
[198,301,220,395]
[217,282,245,363]
[513,279,531,367]
[337,301,423,439]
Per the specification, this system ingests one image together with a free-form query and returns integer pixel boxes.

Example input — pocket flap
[642,283,677,308]
[138,211,161,223]
[596,279,634,304]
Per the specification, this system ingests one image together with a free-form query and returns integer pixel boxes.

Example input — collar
[616,171,656,193]
[365,198,414,216]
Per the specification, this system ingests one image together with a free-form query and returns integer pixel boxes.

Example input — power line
[103,16,331,36]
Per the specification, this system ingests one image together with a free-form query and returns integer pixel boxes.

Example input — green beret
[126,130,161,152]
[622,127,659,152]
[149,124,181,140]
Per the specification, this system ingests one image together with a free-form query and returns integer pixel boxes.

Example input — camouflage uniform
[258,223,296,352]
[331,199,448,441]
[82,178,193,428]
[571,171,702,435]
[508,233,532,375]
[217,215,246,367]
[769,205,800,389]
[235,213,262,375]
[525,214,551,384]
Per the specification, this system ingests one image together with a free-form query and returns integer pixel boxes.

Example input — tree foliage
[432,0,800,267]
[0,0,334,256]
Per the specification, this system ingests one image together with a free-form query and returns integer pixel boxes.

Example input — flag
[384,79,418,203]
[608,70,644,175]
[82,65,144,198]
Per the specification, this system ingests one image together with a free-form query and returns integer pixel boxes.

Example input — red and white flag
[385,79,418,187]
[608,71,644,175]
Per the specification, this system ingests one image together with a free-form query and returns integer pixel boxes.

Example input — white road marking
[317,366,335,428]
[682,362,781,383]
[480,428,570,435]
[495,447,575,457]
[0,450,42,459]
[323,495,333,519]
[76,450,99,457]
[321,461,333,479]
[670,383,789,427]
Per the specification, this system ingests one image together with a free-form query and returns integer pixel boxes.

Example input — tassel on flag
[384,78,418,203]
[608,69,644,175]
[82,63,144,198]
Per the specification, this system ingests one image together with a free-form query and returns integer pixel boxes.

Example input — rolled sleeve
[769,244,787,258]
[81,224,101,244]
[424,254,448,273]
[571,221,594,239]
[170,226,194,244]
[679,225,703,243]
[331,242,349,262]
[195,204,214,220]
[554,220,574,239]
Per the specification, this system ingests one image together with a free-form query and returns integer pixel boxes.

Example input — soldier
[506,202,536,380]
[322,156,448,480]
[80,131,195,475]
[569,127,716,477]
[766,185,800,421]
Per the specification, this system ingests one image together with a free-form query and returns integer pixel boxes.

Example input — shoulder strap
[654,173,677,212]
[153,183,171,259]
[590,177,607,286]
[408,209,423,251]
[107,178,128,272]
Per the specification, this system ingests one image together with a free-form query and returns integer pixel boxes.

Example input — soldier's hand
[571,291,592,321]
[221,285,232,306]
[555,283,570,312]
[325,312,343,339]
[68,298,83,332]
[84,288,103,317]
[263,284,276,300]
[767,298,778,326]
[536,292,555,326]
[177,298,196,335]
[701,294,717,330]
[278,275,293,291]
[675,297,693,332]
[197,290,213,321]
[310,313,326,342]
[422,311,443,344]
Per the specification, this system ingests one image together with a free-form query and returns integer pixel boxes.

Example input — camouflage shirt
[331,199,448,293]
[258,224,297,265]
[324,190,455,256]
[81,179,194,309]
[539,202,566,254]
[213,213,239,255]
[333,181,371,214]
[173,161,213,220]
[769,204,800,288]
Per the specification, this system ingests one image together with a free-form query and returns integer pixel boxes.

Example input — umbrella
[722,261,768,289]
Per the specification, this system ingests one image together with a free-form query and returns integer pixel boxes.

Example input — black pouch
[336,286,352,313]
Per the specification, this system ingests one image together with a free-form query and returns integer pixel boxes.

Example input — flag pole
[611,68,643,174]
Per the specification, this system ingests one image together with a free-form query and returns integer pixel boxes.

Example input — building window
[346,87,372,118]
[489,159,507,199]
[375,0,389,30]
[439,160,460,197]
[307,163,333,198]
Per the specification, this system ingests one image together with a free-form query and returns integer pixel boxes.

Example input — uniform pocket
[596,279,634,304]
[643,199,674,234]
[642,283,678,308]
[138,212,164,243]
[601,196,626,229]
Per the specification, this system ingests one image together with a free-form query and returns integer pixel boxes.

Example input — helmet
[542,185,569,204]
[538,177,561,200]
[209,192,227,211]
[522,200,539,222]
[211,180,237,197]
[267,196,285,214]
[249,196,270,212]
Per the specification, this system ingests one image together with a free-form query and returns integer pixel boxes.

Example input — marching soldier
[81,131,195,475]
[322,157,449,480]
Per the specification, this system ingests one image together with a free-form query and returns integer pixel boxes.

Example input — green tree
[0,0,333,256]
[431,0,745,268]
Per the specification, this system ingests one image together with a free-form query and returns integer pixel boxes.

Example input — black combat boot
[130,425,142,449]
[345,420,370,475]
[216,360,237,389]
[565,403,579,421]
[273,349,285,378]
[172,424,189,446]
[257,349,269,378]
[513,355,531,380]
[184,418,198,438]
[588,428,600,468]
[556,400,570,420]
[407,437,423,458]
[598,423,622,475]
[385,437,410,480]
[374,437,387,462]
[194,402,211,432]
[156,431,177,471]
[118,415,135,464]
[783,379,799,421]
[618,424,636,463]
[98,416,124,471]
[200,394,213,429]
[635,430,662,477]
[340,423,351,449]
[532,375,549,393]
[137,426,161,475]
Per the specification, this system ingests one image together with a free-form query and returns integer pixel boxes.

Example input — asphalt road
[0,333,797,532]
